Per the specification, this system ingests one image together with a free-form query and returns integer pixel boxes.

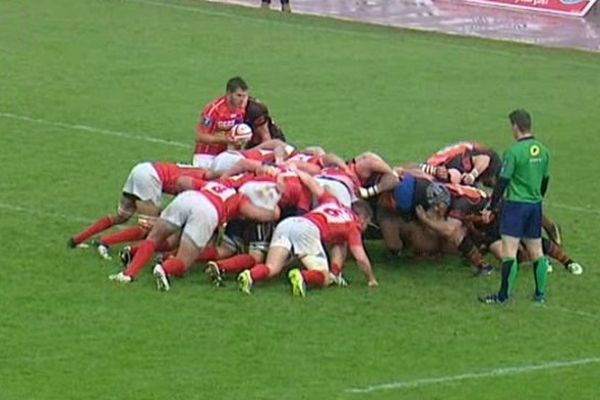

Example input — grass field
[1,0,600,399]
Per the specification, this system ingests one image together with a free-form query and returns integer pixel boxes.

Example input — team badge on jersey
[202,116,212,127]
[530,145,540,157]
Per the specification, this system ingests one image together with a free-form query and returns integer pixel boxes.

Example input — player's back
[304,195,360,244]
[153,162,206,195]
[503,138,550,203]
[199,181,242,224]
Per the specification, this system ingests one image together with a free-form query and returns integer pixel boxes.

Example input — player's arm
[220,159,262,180]
[175,176,207,192]
[541,154,550,197]
[294,168,325,198]
[239,199,281,222]
[348,241,378,287]
[320,152,348,170]
[489,151,515,211]
[415,205,461,239]
[288,160,322,175]
[195,112,230,146]
[253,123,271,143]
[359,172,400,199]
[462,154,491,185]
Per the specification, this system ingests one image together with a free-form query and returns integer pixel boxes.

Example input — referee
[480,109,551,304]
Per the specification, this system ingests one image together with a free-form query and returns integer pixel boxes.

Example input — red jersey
[316,167,360,195]
[426,141,492,172]
[199,181,248,225]
[195,96,245,156]
[153,163,207,195]
[303,193,363,246]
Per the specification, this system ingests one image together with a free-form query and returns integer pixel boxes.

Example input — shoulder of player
[203,96,228,115]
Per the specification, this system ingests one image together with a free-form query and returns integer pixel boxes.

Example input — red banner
[463,0,598,16]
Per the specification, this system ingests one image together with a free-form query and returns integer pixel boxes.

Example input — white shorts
[209,151,244,175]
[270,217,328,272]
[315,177,355,208]
[239,181,281,211]
[122,162,162,208]
[160,190,219,249]
[192,154,216,169]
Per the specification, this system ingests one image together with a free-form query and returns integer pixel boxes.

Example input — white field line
[546,202,600,215]
[346,356,600,394]
[552,306,600,321]
[0,111,189,148]
[124,0,600,69]
[0,202,92,224]
[1,110,599,216]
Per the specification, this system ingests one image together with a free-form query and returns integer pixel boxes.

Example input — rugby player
[237,169,378,296]
[109,180,280,290]
[67,162,207,258]
[193,77,248,168]
[480,109,551,304]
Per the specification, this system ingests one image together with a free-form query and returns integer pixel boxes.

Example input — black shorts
[223,219,275,253]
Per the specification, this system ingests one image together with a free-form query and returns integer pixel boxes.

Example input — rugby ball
[229,123,253,142]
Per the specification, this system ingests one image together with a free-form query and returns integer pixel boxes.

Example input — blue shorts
[499,201,542,239]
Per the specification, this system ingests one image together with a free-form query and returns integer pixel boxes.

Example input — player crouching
[237,169,378,297]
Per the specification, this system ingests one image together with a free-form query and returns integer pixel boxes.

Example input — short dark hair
[226,76,248,93]
[508,109,531,132]
[352,200,374,221]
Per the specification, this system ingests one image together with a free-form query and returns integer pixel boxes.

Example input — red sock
[301,270,326,288]
[218,254,257,274]
[330,262,342,277]
[162,258,187,277]
[249,264,271,282]
[72,216,114,244]
[124,239,156,279]
[99,226,148,246]
[195,246,218,262]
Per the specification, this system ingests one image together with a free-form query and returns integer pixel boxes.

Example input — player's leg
[217,222,271,275]
[95,199,160,259]
[295,250,330,295]
[205,219,247,285]
[280,0,291,12]
[522,202,548,302]
[287,220,329,296]
[377,208,404,258]
[238,219,295,294]
[480,201,525,304]
[542,214,562,246]
[94,163,163,254]
[541,237,583,275]
[238,246,289,294]
[110,218,177,283]
[154,196,219,291]
[68,193,135,248]
[153,236,201,292]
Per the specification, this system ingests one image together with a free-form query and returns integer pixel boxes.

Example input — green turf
[1,0,599,399]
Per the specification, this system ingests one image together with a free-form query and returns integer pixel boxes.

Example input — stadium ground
[1,1,599,399]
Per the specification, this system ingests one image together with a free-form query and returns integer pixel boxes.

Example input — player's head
[351,200,374,231]
[479,150,502,188]
[508,109,531,136]
[426,182,451,216]
[225,76,249,109]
